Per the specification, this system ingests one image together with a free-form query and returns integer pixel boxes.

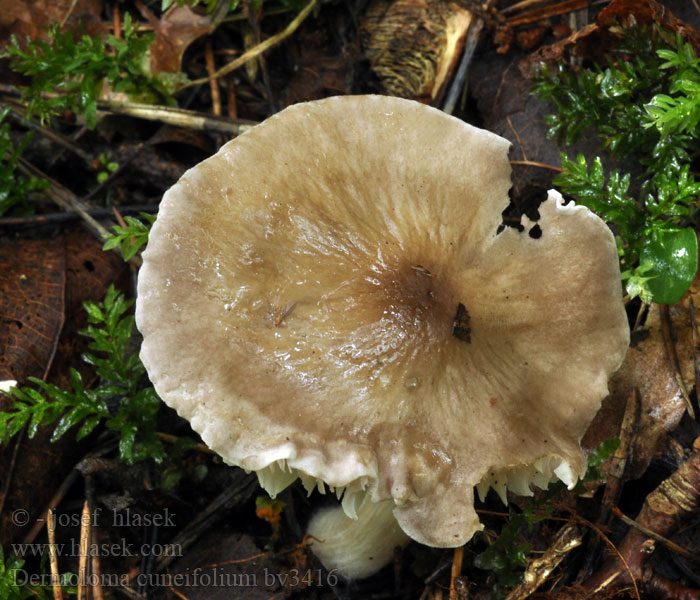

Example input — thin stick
[91,547,104,600]
[506,115,528,162]
[611,506,700,564]
[17,159,111,242]
[443,9,486,115]
[5,108,94,165]
[0,204,157,227]
[183,0,318,88]
[504,523,583,600]
[205,40,222,116]
[22,442,117,545]
[77,501,90,600]
[507,0,589,26]
[577,515,641,600]
[98,101,256,135]
[659,304,694,418]
[510,159,563,171]
[502,0,559,15]
[47,509,63,600]
[449,546,464,600]
[60,0,80,27]
[113,5,122,40]
[157,432,214,454]
[166,587,189,600]
[0,431,23,522]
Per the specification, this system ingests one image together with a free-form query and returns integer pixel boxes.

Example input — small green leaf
[641,228,698,304]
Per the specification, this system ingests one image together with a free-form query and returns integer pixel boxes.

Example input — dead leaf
[0,237,65,382]
[520,0,700,77]
[48,229,129,388]
[136,2,220,74]
[0,230,127,545]
[583,293,698,479]
[0,0,102,48]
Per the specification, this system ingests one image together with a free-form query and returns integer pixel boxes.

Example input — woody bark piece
[505,523,583,600]
[584,436,700,597]
[361,0,472,103]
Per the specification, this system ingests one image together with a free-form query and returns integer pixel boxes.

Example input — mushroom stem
[307,497,411,579]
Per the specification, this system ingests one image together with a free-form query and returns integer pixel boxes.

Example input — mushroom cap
[136,95,629,548]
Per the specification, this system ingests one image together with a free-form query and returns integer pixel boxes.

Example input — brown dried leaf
[520,0,700,77]
[48,229,128,388]
[0,231,127,545]
[0,237,65,382]
[0,0,102,47]
[137,3,218,74]
[583,293,698,479]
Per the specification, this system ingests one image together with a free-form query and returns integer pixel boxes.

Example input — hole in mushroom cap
[528,224,542,239]
[498,185,547,234]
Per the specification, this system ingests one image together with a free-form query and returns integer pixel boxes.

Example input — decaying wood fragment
[361,0,472,103]
[578,389,640,583]
[504,523,583,600]
[583,436,700,599]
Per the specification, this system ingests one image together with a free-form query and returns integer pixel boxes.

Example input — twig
[115,584,147,600]
[98,101,256,135]
[420,561,452,600]
[183,0,318,88]
[659,304,694,418]
[16,158,145,267]
[59,0,80,27]
[579,390,640,582]
[449,546,464,600]
[113,4,122,40]
[583,436,700,599]
[577,515,641,600]
[166,587,190,600]
[611,506,700,565]
[0,204,157,227]
[16,158,111,242]
[205,40,222,116]
[82,144,146,204]
[246,0,277,114]
[509,159,563,171]
[502,0,560,15]
[47,509,63,600]
[443,4,490,115]
[156,432,215,454]
[22,441,117,545]
[155,472,258,571]
[91,538,104,600]
[77,500,90,600]
[4,107,94,165]
[504,523,583,600]
[506,115,528,161]
[507,0,589,26]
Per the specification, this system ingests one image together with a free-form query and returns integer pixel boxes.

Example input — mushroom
[136,95,629,579]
